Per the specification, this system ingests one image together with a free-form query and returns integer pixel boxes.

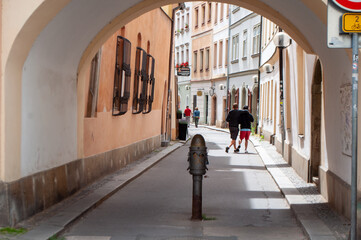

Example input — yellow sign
[197,91,203,96]
[343,13,361,32]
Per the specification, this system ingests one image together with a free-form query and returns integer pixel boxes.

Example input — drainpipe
[256,16,263,134]
[225,4,232,123]
[164,3,185,144]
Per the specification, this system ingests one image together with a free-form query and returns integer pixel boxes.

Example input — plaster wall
[83,9,171,157]
[212,26,229,77]
[1,0,359,220]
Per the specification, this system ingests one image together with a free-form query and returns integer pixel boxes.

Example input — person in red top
[184,106,192,126]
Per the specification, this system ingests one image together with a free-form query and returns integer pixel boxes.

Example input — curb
[17,142,184,240]
[251,137,336,240]
[202,125,337,240]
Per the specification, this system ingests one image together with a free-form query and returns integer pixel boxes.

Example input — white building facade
[228,6,261,127]
[175,3,192,112]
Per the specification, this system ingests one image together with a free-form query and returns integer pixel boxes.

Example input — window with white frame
[208,3,212,22]
[193,51,198,72]
[186,47,189,62]
[213,42,217,68]
[219,40,223,67]
[181,49,184,64]
[242,30,247,59]
[200,49,204,71]
[195,8,199,28]
[176,51,179,65]
[252,24,260,55]
[214,3,218,24]
[220,4,224,21]
[205,47,210,70]
[202,4,206,25]
[232,34,239,61]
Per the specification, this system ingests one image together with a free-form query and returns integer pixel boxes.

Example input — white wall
[19,0,140,176]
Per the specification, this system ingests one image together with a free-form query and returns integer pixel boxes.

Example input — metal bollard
[187,134,208,220]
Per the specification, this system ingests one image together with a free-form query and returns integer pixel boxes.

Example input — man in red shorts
[238,105,254,153]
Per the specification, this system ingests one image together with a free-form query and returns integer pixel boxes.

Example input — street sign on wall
[328,0,355,48]
[177,67,190,76]
[343,13,361,32]
[332,0,361,12]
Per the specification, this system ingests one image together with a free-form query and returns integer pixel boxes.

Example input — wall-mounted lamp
[263,63,274,73]
[219,84,225,90]
[209,86,215,96]
[185,85,190,90]
[252,75,258,83]
[273,32,292,48]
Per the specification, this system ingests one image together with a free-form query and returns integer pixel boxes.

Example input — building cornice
[230,12,259,30]
[229,69,258,78]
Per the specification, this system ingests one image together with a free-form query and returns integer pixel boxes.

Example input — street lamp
[273,30,291,157]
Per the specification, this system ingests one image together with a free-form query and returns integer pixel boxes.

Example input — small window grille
[112,36,131,116]
[133,47,148,114]
[143,54,155,114]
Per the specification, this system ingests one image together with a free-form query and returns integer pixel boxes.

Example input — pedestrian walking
[225,103,242,153]
[193,107,200,128]
[238,105,254,153]
[184,106,191,127]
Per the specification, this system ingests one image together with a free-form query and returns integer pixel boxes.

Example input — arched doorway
[309,59,322,184]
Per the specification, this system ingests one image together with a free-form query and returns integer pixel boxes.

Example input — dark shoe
[236,145,241,151]
[225,147,229,153]
[234,148,239,153]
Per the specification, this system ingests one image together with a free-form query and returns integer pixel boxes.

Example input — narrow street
[60,127,307,240]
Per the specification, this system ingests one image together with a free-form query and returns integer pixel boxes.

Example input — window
[220,4,224,21]
[181,49,184,64]
[226,4,229,17]
[132,47,148,114]
[176,51,179,65]
[242,30,247,59]
[205,47,210,70]
[186,48,189,62]
[186,13,190,27]
[182,16,184,29]
[112,36,131,116]
[208,3,212,22]
[202,4,206,25]
[143,54,155,114]
[195,8,199,28]
[219,40,223,67]
[213,42,217,68]
[193,51,198,72]
[86,49,102,117]
[200,49,204,71]
[232,34,239,61]
[214,3,218,24]
[252,24,261,55]
[225,39,229,66]
[177,17,180,31]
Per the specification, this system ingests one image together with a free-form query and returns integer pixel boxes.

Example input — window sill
[231,59,239,64]
[298,134,305,140]
[232,7,240,13]
[242,56,247,60]
[251,53,260,58]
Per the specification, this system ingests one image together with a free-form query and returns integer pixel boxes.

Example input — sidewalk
[203,125,350,240]
[11,125,349,240]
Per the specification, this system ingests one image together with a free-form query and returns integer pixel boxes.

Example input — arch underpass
[1,0,356,225]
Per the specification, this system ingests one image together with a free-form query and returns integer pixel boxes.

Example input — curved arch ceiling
[3,0,350,180]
